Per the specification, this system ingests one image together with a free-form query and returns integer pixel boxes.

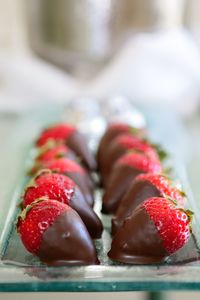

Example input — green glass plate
[0,105,200,292]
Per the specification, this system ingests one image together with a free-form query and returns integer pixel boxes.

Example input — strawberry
[39,158,94,207]
[102,152,162,214]
[100,134,159,185]
[116,152,162,173]
[22,171,103,239]
[36,123,96,171]
[97,123,146,172]
[112,174,186,234]
[36,142,77,164]
[23,171,76,207]
[29,143,77,176]
[17,199,99,265]
[106,123,131,132]
[108,197,192,264]
[45,157,85,174]
[36,124,76,146]
[112,134,158,160]
[135,173,185,205]
[143,197,192,254]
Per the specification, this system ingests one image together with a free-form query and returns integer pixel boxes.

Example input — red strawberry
[36,123,96,171]
[143,197,191,254]
[117,152,162,173]
[102,152,162,214]
[17,199,99,265]
[135,173,185,205]
[23,171,76,207]
[36,142,76,164]
[112,174,186,234]
[29,143,77,176]
[45,157,85,174]
[113,135,158,159]
[23,171,102,239]
[100,134,159,185]
[40,158,94,207]
[97,123,146,172]
[36,124,76,146]
[108,197,192,264]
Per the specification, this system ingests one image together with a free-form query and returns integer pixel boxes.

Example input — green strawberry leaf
[185,209,194,223]
[36,139,58,157]
[163,166,174,177]
[16,196,49,231]
[152,143,168,161]
[179,190,187,197]
[163,194,178,205]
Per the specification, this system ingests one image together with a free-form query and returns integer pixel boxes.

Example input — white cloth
[85,28,200,115]
[0,28,200,115]
[0,53,78,112]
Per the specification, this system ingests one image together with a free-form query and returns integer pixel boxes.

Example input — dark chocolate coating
[66,171,94,207]
[112,180,161,235]
[102,164,142,214]
[108,206,167,264]
[97,128,128,172]
[70,187,103,239]
[68,131,97,171]
[64,149,78,162]
[37,209,99,266]
[84,172,95,194]
[101,146,126,187]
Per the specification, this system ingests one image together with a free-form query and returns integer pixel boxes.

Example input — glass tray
[0,104,200,292]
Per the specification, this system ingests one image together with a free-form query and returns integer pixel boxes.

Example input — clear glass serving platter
[0,103,200,292]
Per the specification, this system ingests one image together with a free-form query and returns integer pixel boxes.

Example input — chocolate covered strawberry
[17,199,99,265]
[102,152,162,214]
[108,197,192,264]
[30,143,77,175]
[36,142,77,163]
[39,158,94,206]
[23,171,102,238]
[97,123,146,172]
[36,123,96,170]
[112,174,185,234]
[100,134,159,185]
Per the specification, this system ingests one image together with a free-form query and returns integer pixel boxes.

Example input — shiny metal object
[26,0,185,78]
[26,0,126,77]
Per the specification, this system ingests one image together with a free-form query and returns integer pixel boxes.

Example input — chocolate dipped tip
[111,180,162,235]
[85,173,96,194]
[108,206,167,264]
[65,171,94,207]
[68,131,97,171]
[37,209,99,266]
[70,187,103,239]
[111,217,121,236]
[97,123,131,167]
[100,146,126,187]
[102,164,141,214]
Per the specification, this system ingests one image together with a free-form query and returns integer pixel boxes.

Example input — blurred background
[1,0,200,299]
[1,0,200,113]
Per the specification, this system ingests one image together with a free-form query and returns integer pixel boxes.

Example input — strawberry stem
[180,190,187,197]
[154,144,168,161]
[36,139,59,157]
[143,138,169,162]
[25,168,53,190]
[15,196,49,231]
[129,127,140,135]
[163,194,178,206]
[185,209,194,223]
